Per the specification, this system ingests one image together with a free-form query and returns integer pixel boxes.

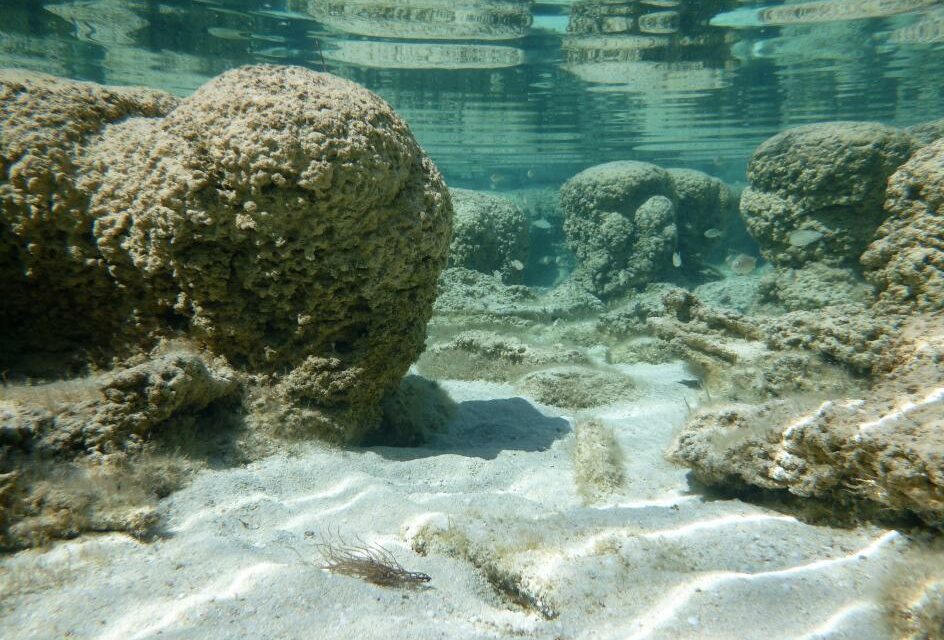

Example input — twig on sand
[299,530,431,589]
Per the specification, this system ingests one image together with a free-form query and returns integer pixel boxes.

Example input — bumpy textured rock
[645,289,860,401]
[0,350,239,550]
[0,70,178,367]
[2,66,452,443]
[759,263,874,311]
[560,161,678,298]
[667,168,737,268]
[668,315,944,526]
[862,138,944,312]
[907,117,944,146]
[80,65,452,440]
[517,366,639,409]
[448,188,529,282]
[740,122,916,268]
[432,267,603,322]
[1,352,239,457]
[417,330,587,383]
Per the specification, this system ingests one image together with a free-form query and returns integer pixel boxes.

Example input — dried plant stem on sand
[302,531,431,589]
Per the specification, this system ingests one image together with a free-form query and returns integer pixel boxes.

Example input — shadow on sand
[373,396,571,461]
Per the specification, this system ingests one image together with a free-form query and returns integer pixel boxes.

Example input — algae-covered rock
[667,167,738,269]
[0,349,240,550]
[516,366,639,409]
[560,161,678,298]
[740,122,916,268]
[862,137,944,312]
[432,267,603,322]
[417,330,587,382]
[759,263,874,311]
[448,187,529,282]
[668,315,944,527]
[0,65,453,442]
[573,418,625,504]
[907,117,944,146]
[0,70,178,368]
[86,65,451,388]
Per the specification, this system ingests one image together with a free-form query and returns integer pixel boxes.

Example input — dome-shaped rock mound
[560,161,678,298]
[740,121,916,268]
[448,188,529,283]
[2,64,454,442]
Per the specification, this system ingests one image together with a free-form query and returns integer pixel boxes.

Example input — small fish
[531,218,553,230]
[727,253,757,275]
[704,228,723,239]
[526,169,536,179]
[510,259,525,271]
[672,251,683,268]
[788,229,824,247]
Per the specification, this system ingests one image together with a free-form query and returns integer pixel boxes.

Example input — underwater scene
[1,0,944,638]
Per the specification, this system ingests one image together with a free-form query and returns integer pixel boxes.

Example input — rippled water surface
[2,0,943,187]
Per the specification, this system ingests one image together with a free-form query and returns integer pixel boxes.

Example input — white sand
[1,360,904,639]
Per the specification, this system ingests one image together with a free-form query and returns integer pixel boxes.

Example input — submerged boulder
[668,314,944,526]
[667,167,738,269]
[0,70,178,367]
[560,161,678,298]
[740,122,916,268]
[2,65,453,443]
[862,137,944,313]
[448,188,529,282]
[0,65,453,548]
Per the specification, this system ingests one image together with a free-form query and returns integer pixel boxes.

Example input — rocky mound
[739,122,916,268]
[862,137,944,313]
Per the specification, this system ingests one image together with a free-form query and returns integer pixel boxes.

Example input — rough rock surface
[0,352,239,459]
[0,349,240,550]
[907,117,944,146]
[517,366,639,409]
[85,65,451,387]
[759,263,874,311]
[448,188,529,282]
[693,276,763,315]
[668,315,944,526]
[667,168,738,269]
[416,330,587,383]
[645,290,862,401]
[862,137,944,312]
[1,65,452,442]
[0,70,178,367]
[432,267,603,322]
[560,161,678,298]
[740,122,916,268]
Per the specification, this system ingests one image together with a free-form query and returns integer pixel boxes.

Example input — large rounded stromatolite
[739,122,916,268]
[560,161,678,298]
[3,65,454,442]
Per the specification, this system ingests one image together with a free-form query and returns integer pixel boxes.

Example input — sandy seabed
[0,359,904,640]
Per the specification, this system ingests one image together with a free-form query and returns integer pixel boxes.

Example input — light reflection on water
[1,0,942,187]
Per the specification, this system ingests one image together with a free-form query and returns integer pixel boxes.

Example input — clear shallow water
[2,0,943,189]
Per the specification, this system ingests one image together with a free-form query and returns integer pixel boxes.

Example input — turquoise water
[2,0,943,188]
